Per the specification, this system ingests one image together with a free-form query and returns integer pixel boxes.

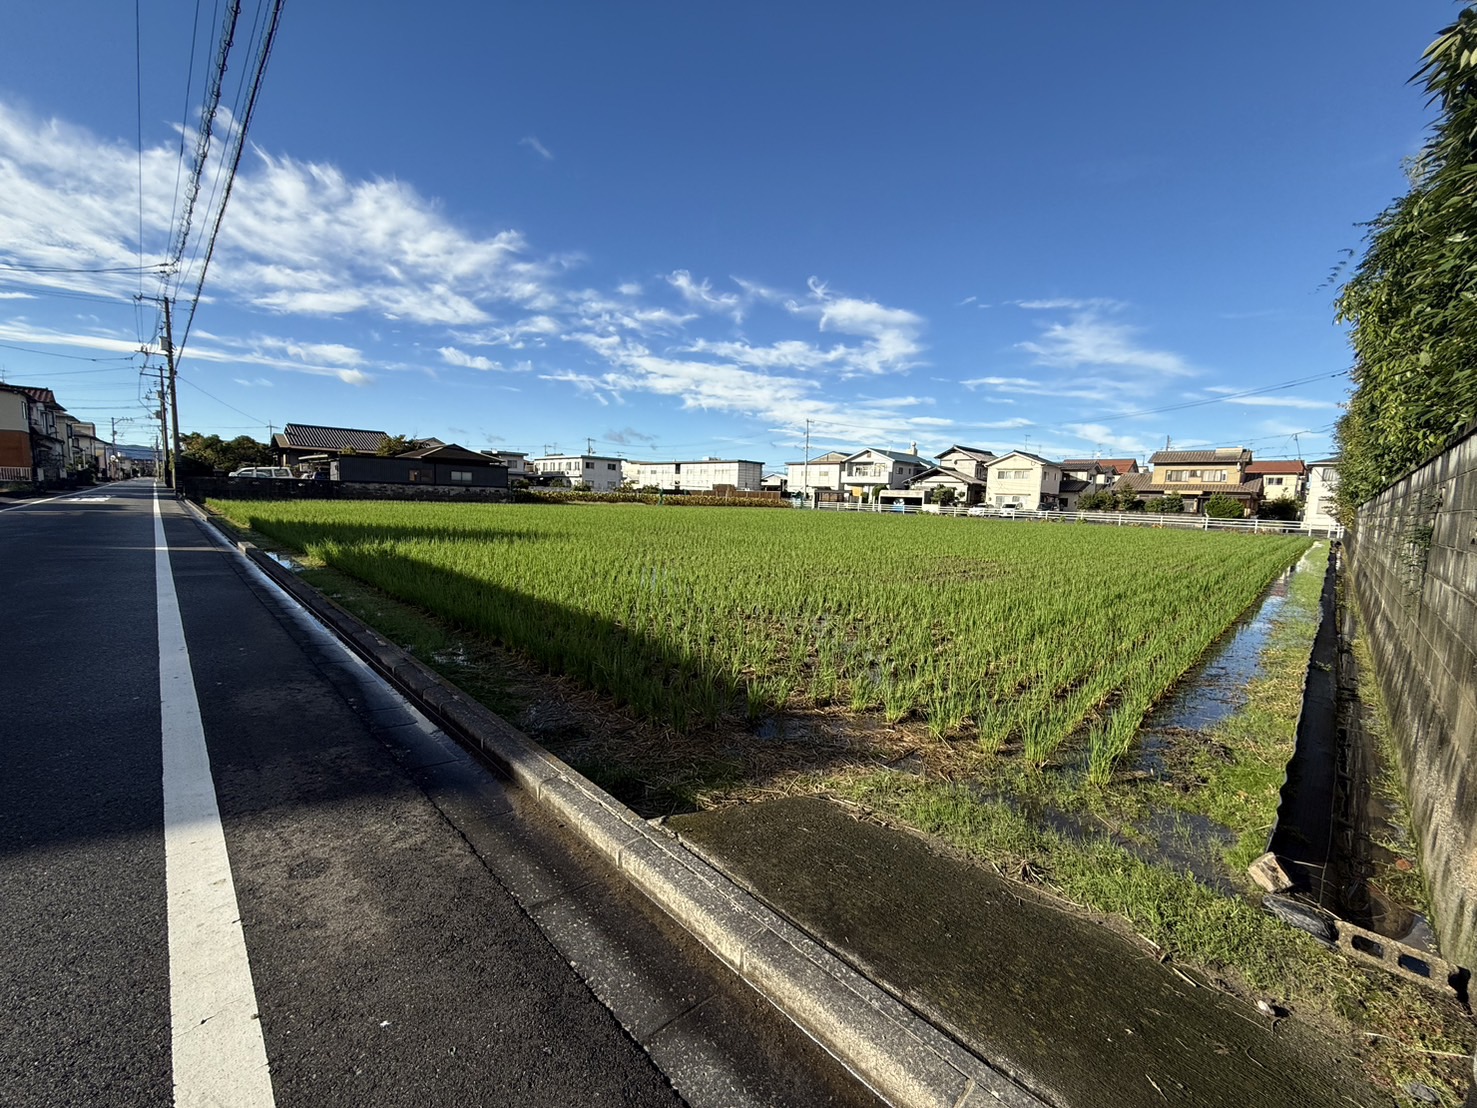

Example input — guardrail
[810,500,1343,538]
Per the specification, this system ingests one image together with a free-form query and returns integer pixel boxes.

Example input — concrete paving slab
[672,796,1387,1108]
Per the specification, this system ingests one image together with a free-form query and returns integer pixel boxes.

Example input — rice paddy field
[210,499,1310,782]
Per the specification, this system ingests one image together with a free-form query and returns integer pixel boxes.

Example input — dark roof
[275,423,390,452]
[909,465,986,488]
[397,443,504,464]
[1062,457,1140,474]
[1246,460,1307,476]
[1149,448,1251,466]
[988,450,1056,467]
[1059,478,1094,494]
[847,448,931,465]
[938,445,996,462]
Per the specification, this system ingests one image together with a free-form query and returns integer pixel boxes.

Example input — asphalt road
[0,481,877,1108]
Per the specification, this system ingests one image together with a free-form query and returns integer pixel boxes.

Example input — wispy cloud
[1227,395,1336,410]
[1018,311,1193,377]
[1064,422,1150,456]
[520,136,554,161]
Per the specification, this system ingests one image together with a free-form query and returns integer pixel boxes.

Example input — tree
[1146,492,1184,514]
[1258,496,1301,521]
[1204,493,1245,519]
[1078,490,1114,511]
[377,434,417,457]
[181,432,273,473]
[930,486,957,506]
[1335,8,1477,513]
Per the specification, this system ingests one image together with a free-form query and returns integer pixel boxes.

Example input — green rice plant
[210,499,1310,747]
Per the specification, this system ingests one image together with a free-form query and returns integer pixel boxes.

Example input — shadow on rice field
[205,502,1473,1104]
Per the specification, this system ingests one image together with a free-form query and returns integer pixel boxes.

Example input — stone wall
[1346,423,1477,969]
[184,477,513,505]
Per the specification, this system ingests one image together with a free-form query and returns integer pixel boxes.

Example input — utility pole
[162,299,183,493]
[586,436,594,456]
[156,364,169,484]
[803,418,812,508]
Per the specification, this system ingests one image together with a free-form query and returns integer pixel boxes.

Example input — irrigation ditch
[205,500,1475,1104]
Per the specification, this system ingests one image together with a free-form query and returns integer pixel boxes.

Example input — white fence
[809,499,1343,538]
[0,466,31,482]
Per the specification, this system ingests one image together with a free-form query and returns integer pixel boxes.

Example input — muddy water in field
[1133,565,1295,773]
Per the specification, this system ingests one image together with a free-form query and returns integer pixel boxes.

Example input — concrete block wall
[1346,424,1477,970]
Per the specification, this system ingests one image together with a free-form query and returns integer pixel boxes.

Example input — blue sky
[0,1,1459,469]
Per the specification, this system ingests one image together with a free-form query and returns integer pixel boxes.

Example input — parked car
[228,466,296,479]
[967,505,994,517]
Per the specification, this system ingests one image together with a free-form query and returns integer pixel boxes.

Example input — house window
[997,468,1029,480]
[585,460,594,468]
[607,462,617,470]
[1166,469,1228,483]
[1267,476,1284,487]
[449,470,473,483]
[408,468,430,483]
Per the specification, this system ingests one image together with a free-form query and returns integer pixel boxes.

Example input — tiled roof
[849,448,932,465]
[988,450,1056,467]
[2,384,60,406]
[276,423,390,452]
[786,451,851,465]
[939,445,995,462]
[1246,460,1307,476]
[397,443,501,464]
[909,465,986,487]
[1119,472,1263,496]
[1148,448,1251,465]
[1059,477,1093,493]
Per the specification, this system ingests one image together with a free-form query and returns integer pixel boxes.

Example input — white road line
[154,490,276,1108]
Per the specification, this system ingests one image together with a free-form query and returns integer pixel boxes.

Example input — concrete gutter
[186,504,1044,1108]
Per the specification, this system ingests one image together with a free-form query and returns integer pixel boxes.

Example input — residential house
[273,423,392,469]
[335,443,508,488]
[840,446,931,501]
[1059,458,1140,487]
[1,385,67,482]
[785,450,850,500]
[983,451,1063,510]
[935,445,996,480]
[760,472,787,494]
[624,458,764,492]
[0,385,33,480]
[1121,448,1261,515]
[1304,459,1340,531]
[482,449,530,479]
[532,453,625,491]
[1245,459,1307,504]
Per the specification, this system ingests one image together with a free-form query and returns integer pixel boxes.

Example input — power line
[0,342,139,363]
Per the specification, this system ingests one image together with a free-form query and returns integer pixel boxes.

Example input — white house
[484,449,530,478]
[840,446,931,501]
[785,450,850,499]
[983,451,1063,510]
[935,445,995,480]
[1304,459,1340,531]
[532,453,625,491]
[624,458,763,492]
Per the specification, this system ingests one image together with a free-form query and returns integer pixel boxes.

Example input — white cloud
[520,136,554,161]
[1014,297,1126,312]
[1018,312,1193,377]
[1065,422,1150,456]
[667,270,742,316]
[233,376,274,387]
[1228,395,1336,410]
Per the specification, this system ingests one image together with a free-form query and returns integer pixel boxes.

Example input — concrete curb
[184,503,1045,1108]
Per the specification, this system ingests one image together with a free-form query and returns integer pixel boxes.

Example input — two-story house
[4,386,67,482]
[785,451,850,501]
[532,453,625,491]
[906,444,995,505]
[1245,459,1307,503]
[1059,458,1140,487]
[624,458,764,492]
[983,451,1063,510]
[1304,459,1340,531]
[0,384,34,481]
[1121,448,1261,515]
[840,446,931,501]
